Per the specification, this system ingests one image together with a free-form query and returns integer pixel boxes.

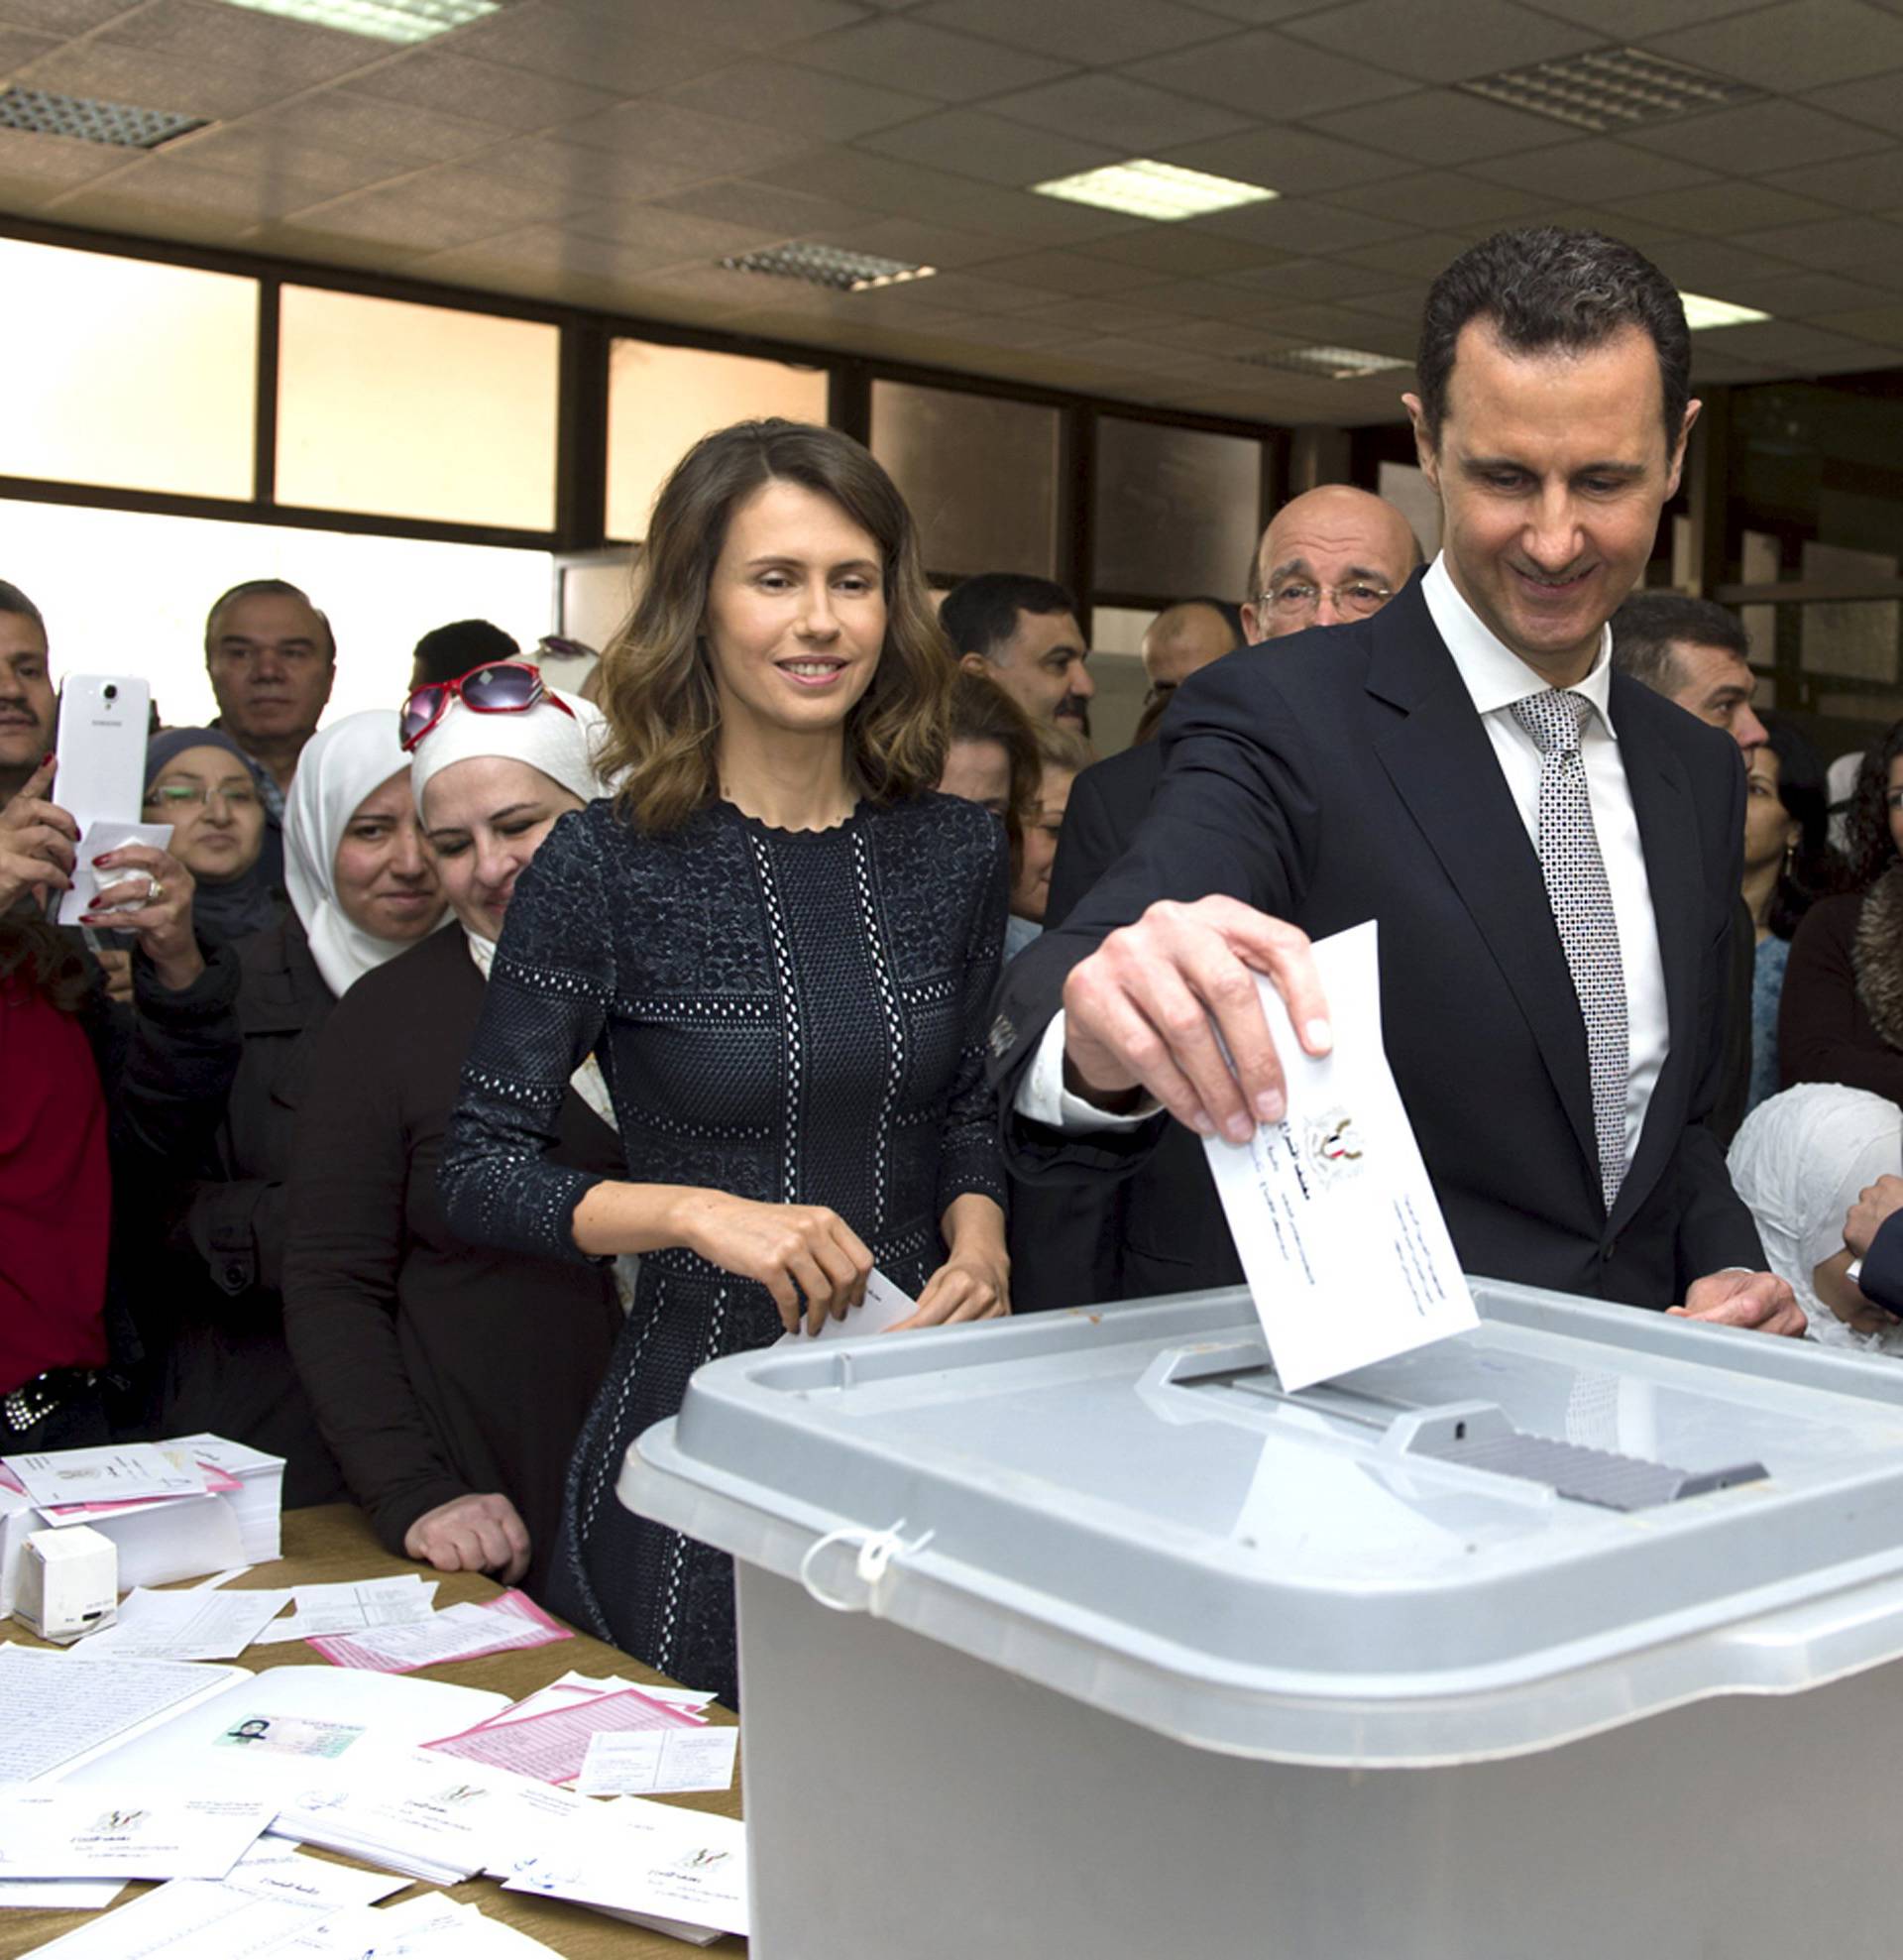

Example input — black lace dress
[439,791,1008,1705]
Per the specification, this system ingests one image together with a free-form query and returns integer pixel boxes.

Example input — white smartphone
[54,674,151,835]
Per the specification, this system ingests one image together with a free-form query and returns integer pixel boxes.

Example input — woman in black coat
[284,678,621,1597]
[156,712,445,1503]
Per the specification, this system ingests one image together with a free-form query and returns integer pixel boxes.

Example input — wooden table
[0,1505,744,1958]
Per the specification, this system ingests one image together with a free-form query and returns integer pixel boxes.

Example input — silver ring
[146,875,164,903]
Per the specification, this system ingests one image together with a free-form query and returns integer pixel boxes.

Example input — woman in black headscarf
[143,729,281,944]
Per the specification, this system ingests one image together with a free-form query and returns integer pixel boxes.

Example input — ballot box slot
[1216,1372,1768,1513]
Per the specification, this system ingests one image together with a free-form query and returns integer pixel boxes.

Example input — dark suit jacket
[988,576,1763,1309]
[1861,1213,1903,1317]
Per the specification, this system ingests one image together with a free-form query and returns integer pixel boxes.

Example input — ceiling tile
[1220,256,1401,302]
[1135,30,1418,120]
[912,0,1232,66]
[1320,170,1547,230]
[1512,0,1782,27]
[164,123,398,196]
[787,17,1072,102]
[348,50,625,131]
[939,311,1081,350]
[98,0,378,89]
[1159,125,1413,196]
[1279,0,1599,84]
[1073,226,1269,277]
[1806,71,1903,140]
[898,269,1052,313]
[1736,212,1903,274]
[970,250,1158,295]
[445,9,729,94]
[802,215,1021,268]
[1760,148,1903,211]
[0,0,132,29]
[856,108,1123,187]
[1644,235,1815,289]
[18,38,304,120]
[1707,266,1901,315]
[0,25,57,74]
[661,58,935,142]
[649,176,880,239]
[1624,99,1891,174]
[556,201,781,259]
[228,89,503,169]
[1805,303,1903,346]
[1305,88,1580,168]
[294,162,584,238]
[1642,0,1903,92]
[1343,284,1432,322]
[1023,295,1183,336]
[1128,315,1291,357]
[1698,316,1903,361]
[554,0,869,52]
[1609,180,1839,234]
[1463,138,1717,201]
[983,70,1254,151]
[0,124,127,187]
[481,131,750,203]
[766,149,1144,241]
[559,101,812,179]
[1334,228,1478,278]
[1186,196,1413,255]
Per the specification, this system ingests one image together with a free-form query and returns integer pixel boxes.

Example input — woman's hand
[896,1193,1011,1328]
[403,1491,531,1584]
[673,1190,873,1335]
[82,841,202,991]
[0,756,77,912]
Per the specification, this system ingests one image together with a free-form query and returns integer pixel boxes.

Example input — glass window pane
[4,495,550,728]
[607,340,829,542]
[276,287,559,531]
[0,238,256,500]
[871,381,1060,579]
[1094,417,1262,601]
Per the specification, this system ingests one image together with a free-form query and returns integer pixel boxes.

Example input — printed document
[0,1647,245,1785]
[776,1267,916,1345]
[576,1725,737,1796]
[0,1787,276,1880]
[421,1685,703,1785]
[78,1587,292,1663]
[3,1446,207,1510]
[253,1576,435,1644]
[1201,921,1479,1391]
[306,1590,569,1672]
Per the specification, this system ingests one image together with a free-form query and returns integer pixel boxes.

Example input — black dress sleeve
[935,815,1010,1222]
[438,810,615,1264]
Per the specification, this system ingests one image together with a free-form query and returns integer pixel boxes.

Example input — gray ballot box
[619,1282,1903,1960]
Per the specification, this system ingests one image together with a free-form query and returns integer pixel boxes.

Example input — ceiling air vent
[1240,346,1410,381]
[718,243,936,293]
[1460,47,1762,134]
[0,86,205,149]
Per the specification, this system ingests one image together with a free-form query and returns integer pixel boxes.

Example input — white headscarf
[285,710,443,1000]
[410,681,608,819]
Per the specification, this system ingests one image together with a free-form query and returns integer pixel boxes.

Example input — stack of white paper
[498,1795,748,1945]
[261,1895,564,1958]
[270,1744,590,1887]
[171,1438,286,1564]
[77,1587,292,1663]
[0,1787,277,1881]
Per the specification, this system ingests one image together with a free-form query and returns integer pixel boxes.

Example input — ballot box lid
[619,1282,1903,1766]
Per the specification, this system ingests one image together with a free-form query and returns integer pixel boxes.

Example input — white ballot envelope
[1200,920,1479,1391]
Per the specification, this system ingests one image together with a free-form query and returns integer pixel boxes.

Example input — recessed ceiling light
[1461,46,1761,133]
[1680,291,1771,331]
[0,85,204,148]
[1241,345,1410,381]
[718,243,937,293]
[214,0,499,45]
[1031,159,1278,223]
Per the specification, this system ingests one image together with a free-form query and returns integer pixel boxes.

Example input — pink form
[420,1687,704,1785]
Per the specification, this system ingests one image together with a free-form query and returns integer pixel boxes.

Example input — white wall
[5,499,553,730]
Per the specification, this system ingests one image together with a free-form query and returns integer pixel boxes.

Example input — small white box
[18,1525,117,1644]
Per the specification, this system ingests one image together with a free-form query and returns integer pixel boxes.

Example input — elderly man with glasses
[1009,484,1419,1311]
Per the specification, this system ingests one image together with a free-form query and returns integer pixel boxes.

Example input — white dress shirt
[1016,553,1672,1170]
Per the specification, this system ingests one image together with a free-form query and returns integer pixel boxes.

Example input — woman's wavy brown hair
[598,419,954,832]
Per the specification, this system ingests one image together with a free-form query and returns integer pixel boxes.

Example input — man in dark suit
[1024,489,1419,1309]
[989,227,1801,1333]
[1845,1179,1903,1317]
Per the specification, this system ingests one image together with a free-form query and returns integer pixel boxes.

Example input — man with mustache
[942,573,1093,739]
[0,579,56,807]
[990,227,1800,1337]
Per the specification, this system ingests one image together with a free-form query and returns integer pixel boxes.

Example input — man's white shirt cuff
[1016,1012,1162,1132]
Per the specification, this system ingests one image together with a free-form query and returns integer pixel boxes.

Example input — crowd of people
[10,221,1903,1706]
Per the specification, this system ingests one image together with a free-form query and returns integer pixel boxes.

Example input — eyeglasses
[144,782,261,812]
[399,661,577,752]
[1256,579,1395,623]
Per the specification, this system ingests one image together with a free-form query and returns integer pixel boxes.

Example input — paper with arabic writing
[1201,921,1478,1392]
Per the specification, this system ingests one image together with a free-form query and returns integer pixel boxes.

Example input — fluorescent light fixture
[1243,345,1410,381]
[215,0,499,44]
[1679,291,1770,331]
[1031,158,1278,223]
[0,86,204,149]
[719,243,938,293]
[1462,46,1760,133]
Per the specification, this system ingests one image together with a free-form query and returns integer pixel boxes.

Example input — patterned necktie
[1510,689,1628,1211]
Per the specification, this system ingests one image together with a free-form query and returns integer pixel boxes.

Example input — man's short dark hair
[1416,227,1691,453]
[0,580,45,637]
[1611,592,1750,696]
[204,579,335,661]
[940,573,1076,663]
[411,619,520,687]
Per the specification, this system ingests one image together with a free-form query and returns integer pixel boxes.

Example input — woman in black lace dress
[440,420,1010,1704]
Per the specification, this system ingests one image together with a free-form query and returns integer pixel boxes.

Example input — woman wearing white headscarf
[154,712,445,1502]
[284,684,622,1597]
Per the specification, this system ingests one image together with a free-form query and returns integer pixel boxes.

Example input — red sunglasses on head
[399,661,578,752]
